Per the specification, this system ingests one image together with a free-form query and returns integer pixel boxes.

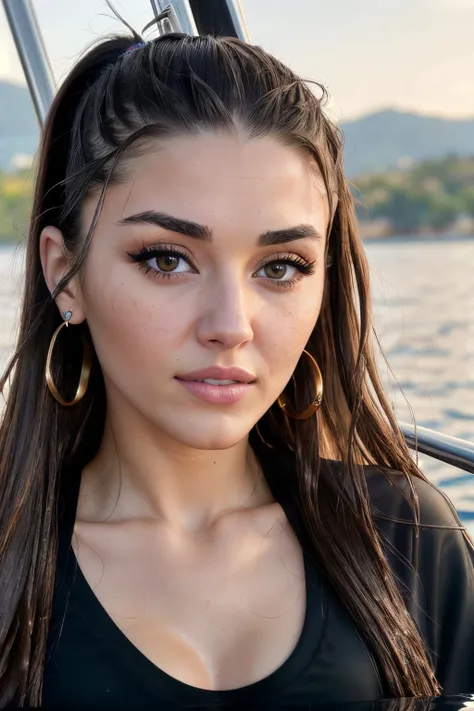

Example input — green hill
[0,169,33,242]
[0,82,39,169]
[342,109,474,177]
[353,155,474,236]
[0,81,38,137]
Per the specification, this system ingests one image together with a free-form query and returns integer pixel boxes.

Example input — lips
[175,366,256,405]
[176,366,256,385]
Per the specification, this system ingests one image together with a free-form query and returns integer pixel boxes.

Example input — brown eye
[264,263,288,280]
[254,254,316,288]
[128,246,196,279]
[156,254,180,272]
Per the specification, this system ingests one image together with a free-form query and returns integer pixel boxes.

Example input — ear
[39,226,86,324]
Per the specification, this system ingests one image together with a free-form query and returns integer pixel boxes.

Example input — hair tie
[120,42,147,58]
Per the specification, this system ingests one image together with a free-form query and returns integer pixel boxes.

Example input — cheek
[80,262,189,378]
[258,272,325,380]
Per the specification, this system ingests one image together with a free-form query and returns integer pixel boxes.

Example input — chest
[71,515,307,690]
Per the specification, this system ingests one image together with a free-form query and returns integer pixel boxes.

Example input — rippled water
[1,239,473,533]
[367,237,474,534]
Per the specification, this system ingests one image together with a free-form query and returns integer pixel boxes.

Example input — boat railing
[2,0,54,128]
[399,422,474,475]
[2,0,473,476]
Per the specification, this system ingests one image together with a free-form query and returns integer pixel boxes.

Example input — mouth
[176,366,256,385]
[175,367,256,405]
[190,378,241,386]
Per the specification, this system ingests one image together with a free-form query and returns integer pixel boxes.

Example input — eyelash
[127,244,317,289]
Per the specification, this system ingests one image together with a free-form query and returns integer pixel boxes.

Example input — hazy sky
[1,0,473,121]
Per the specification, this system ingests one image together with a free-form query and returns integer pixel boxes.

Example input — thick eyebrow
[118,210,322,245]
[118,210,212,241]
[258,224,323,246]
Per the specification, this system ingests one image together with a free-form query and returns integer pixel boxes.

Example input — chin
[182,431,247,451]
[166,417,251,451]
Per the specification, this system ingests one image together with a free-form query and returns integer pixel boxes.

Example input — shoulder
[260,446,466,532]
[364,464,465,530]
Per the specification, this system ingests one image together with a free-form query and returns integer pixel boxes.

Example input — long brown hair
[0,31,442,705]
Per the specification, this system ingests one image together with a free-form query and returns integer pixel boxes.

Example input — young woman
[0,30,473,709]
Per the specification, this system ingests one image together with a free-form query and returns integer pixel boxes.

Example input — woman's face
[75,132,330,449]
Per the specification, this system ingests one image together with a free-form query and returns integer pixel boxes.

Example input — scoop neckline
[58,459,328,704]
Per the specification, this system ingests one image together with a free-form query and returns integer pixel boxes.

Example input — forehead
[91,132,329,234]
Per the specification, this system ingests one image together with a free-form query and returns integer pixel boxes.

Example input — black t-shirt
[42,453,474,708]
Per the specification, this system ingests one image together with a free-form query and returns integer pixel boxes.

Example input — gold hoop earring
[45,310,92,407]
[277,349,323,420]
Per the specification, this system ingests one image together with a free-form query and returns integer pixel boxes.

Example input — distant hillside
[342,109,474,177]
[0,82,39,168]
[0,81,473,176]
[0,81,38,137]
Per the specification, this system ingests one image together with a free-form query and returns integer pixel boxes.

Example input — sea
[1,237,473,535]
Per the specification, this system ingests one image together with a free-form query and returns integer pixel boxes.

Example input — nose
[196,276,254,351]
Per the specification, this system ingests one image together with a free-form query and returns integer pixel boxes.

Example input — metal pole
[221,0,250,42]
[2,0,55,129]
[188,0,250,41]
[399,421,474,475]
[150,0,198,36]
[151,0,250,41]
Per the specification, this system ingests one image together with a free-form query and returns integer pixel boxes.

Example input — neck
[79,400,274,534]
